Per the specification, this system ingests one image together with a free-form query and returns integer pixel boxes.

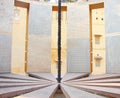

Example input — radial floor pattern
[0,73,120,98]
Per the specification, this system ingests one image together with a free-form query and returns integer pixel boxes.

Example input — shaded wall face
[105,0,120,33]
[28,4,52,72]
[0,0,14,73]
[67,5,90,72]
[105,0,120,73]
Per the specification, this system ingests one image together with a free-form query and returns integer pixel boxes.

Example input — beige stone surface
[51,10,67,76]
[91,8,106,75]
[11,7,27,74]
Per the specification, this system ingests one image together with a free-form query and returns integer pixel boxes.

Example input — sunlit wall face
[12,7,27,75]
[91,7,106,75]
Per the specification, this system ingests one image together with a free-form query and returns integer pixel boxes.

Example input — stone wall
[0,0,14,73]
[28,4,52,72]
[67,5,90,72]
[105,0,120,73]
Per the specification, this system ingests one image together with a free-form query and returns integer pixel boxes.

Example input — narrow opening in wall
[96,60,101,67]
[51,6,67,77]
[95,36,100,44]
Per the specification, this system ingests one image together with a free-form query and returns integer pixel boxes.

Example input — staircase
[0,73,120,98]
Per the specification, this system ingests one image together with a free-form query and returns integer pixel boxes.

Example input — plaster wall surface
[105,0,120,73]
[106,36,120,73]
[0,0,14,73]
[67,5,90,72]
[28,4,52,72]
[0,34,12,72]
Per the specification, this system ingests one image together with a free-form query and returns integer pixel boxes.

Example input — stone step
[0,78,51,83]
[66,84,120,98]
[61,84,105,98]
[0,81,52,88]
[0,83,55,98]
[64,82,120,88]
[0,73,40,81]
[15,84,58,98]
[28,73,57,82]
[61,73,89,82]
[72,74,120,81]
[81,78,120,83]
